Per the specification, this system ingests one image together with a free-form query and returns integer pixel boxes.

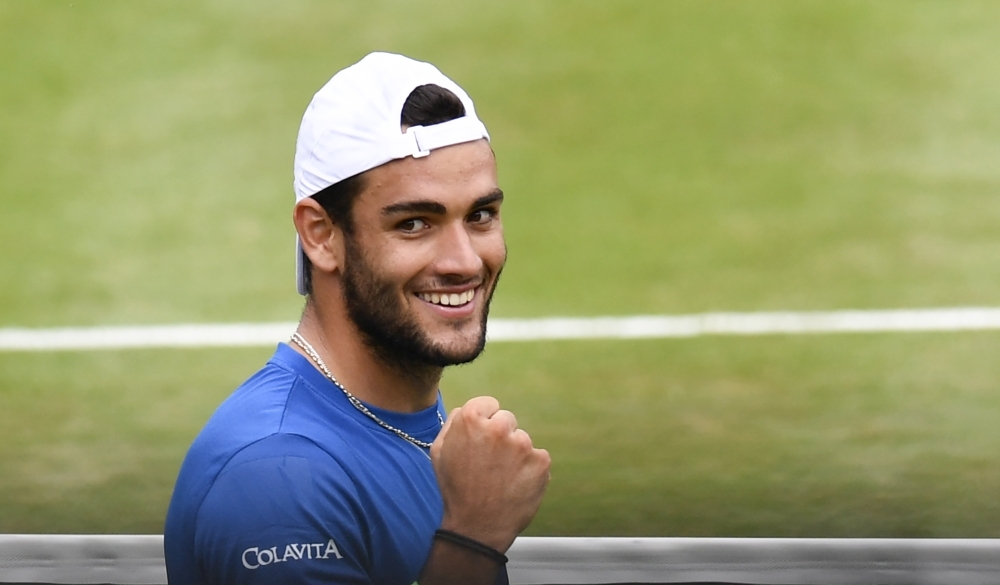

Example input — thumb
[431,408,461,455]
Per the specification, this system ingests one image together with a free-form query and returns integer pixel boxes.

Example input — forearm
[424,397,550,585]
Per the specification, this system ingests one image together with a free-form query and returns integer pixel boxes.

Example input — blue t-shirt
[164,343,507,584]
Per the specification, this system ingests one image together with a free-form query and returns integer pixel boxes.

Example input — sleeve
[192,434,373,585]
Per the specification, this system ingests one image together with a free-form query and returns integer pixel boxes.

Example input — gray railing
[2,535,1000,584]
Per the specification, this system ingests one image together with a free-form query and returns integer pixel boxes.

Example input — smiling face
[338,139,505,368]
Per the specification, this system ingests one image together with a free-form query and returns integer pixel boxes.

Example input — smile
[416,289,476,307]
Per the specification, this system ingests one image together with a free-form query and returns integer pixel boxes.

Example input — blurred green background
[1,0,999,535]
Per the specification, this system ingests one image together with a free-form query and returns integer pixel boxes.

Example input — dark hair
[302,83,467,295]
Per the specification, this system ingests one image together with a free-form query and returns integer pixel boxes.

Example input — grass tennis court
[2,1,1000,536]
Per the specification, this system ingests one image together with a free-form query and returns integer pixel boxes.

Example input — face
[338,139,505,368]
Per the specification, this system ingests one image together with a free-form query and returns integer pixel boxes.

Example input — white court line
[2,307,1000,352]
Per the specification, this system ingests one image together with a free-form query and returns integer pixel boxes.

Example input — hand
[430,396,551,553]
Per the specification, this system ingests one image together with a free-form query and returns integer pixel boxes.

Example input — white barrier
[7,308,1000,351]
[2,535,1000,584]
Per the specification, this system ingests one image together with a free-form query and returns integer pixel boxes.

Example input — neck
[294,295,443,413]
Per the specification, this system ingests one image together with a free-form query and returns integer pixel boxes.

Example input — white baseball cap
[292,52,491,295]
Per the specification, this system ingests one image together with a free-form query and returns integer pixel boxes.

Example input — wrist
[438,515,512,552]
[418,533,504,585]
[433,529,508,566]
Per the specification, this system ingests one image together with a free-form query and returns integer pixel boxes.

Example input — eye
[397,218,429,233]
[468,208,497,225]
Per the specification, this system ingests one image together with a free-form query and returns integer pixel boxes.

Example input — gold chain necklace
[289,332,444,449]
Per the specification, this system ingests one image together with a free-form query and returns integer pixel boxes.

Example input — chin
[440,345,486,366]
[420,325,489,366]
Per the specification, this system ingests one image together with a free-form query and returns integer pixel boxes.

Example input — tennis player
[163,52,550,584]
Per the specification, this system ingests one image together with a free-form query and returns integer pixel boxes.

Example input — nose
[433,222,484,279]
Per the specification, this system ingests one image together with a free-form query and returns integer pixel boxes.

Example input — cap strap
[392,116,489,159]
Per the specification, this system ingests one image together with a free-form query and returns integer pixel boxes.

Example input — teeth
[419,289,476,307]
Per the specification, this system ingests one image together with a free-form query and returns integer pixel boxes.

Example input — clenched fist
[430,396,551,553]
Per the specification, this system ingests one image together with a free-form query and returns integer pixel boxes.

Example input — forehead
[357,139,498,210]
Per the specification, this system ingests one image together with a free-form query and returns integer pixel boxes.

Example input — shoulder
[192,434,374,583]
[186,347,347,478]
[165,347,373,583]
[200,433,367,526]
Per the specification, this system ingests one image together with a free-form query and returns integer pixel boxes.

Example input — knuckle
[511,428,533,449]
[485,417,508,438]
[531,447,551,468]
[499,409,518,428]
[466,395,499,411]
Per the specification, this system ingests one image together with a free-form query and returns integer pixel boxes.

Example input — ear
[293,198,345,279]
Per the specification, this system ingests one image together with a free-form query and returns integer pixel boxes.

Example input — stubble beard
[340,236,501,371]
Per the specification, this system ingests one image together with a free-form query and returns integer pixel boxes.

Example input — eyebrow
[380,188,505,217]
[381,200,447,217]
[473,189,505,209]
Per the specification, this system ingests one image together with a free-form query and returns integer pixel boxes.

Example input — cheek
[478,232,507,271]
[378,243,436,285]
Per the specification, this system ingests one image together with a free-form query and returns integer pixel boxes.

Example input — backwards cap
[292,52,490,295]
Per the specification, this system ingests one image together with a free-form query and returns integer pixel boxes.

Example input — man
[163,52,551,584]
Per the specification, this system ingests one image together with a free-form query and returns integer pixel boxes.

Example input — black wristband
[433,529,509,566]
